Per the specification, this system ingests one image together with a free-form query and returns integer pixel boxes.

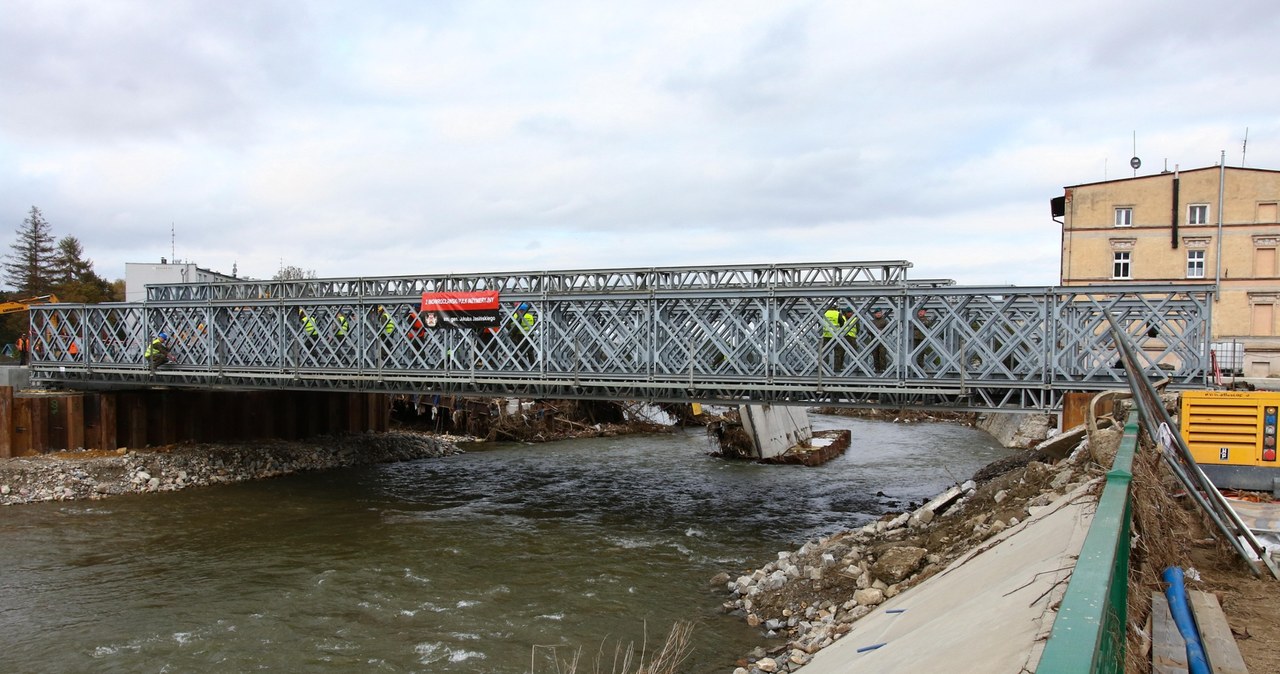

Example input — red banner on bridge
[419,291,501,329]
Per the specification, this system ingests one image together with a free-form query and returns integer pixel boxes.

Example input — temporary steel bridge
[25,261,1212,411]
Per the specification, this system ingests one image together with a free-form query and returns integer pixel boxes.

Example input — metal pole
[1214,150,1225,302]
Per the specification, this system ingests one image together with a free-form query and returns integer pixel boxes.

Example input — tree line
[3,206,122,347]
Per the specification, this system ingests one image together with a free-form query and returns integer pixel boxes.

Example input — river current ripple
[0,414,1013,673]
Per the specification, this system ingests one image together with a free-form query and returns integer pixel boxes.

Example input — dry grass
[531,622,695,674]
[1123,434,1202,674]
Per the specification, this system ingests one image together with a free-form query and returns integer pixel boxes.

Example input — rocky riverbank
[0,430,462,506]
[715,429,1106,673]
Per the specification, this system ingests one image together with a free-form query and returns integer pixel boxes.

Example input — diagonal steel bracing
[27,262,1211,412]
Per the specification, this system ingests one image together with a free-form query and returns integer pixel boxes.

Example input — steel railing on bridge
[26,261,1211,411]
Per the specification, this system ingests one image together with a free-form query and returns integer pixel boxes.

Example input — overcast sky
[2,1,1278,288]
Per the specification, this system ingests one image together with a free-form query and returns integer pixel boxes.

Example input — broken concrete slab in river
[709,404,850,465]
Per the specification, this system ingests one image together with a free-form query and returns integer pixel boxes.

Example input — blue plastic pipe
[1162,566,1209,674]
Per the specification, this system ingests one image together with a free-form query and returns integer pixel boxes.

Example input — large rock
[977,412,1053,448]
[853,588,885,606]
[871,546,928,585]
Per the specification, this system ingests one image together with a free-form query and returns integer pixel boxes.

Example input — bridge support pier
[0,387,391,458]
[738,404,814,460]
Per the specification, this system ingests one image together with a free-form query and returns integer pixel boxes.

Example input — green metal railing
[1035,410,1139,673]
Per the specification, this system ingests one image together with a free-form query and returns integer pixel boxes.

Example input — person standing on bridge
[871,308,890,374]
[298,308,319,363]
[821,304,845,372]
[376,305,396,366]
[508,302,536,368]
[15,333,27,365]
[334,308,350,364]
[145,332,172,374]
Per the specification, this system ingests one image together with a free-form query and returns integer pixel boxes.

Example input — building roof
[1063,165,1280,190]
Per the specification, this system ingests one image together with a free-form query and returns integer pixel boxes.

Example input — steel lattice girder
[145,260,919,302]
[30,279,1212,412]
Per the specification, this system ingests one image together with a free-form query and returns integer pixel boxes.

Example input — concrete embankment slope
[796,481,1096,674]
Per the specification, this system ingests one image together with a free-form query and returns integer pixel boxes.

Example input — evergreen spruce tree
[4,206,58,296]
[52,236,116,303]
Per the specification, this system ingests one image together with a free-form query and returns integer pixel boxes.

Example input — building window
[1257,248,1278,277]
[1112,251,1131,279]
[1114,207,1133,227]
[1252,303,1275,336]
[1186,250,1205,279]
[1188,204,1209,225]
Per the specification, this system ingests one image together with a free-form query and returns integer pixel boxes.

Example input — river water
[1,414,1013,673]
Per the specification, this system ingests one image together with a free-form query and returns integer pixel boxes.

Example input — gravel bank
[0,430,463,506]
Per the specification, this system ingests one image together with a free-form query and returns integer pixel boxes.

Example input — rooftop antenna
[1242,127,1249,167]
[170,222,176,263]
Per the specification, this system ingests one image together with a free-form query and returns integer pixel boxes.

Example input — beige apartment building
[1054,165,1280,376]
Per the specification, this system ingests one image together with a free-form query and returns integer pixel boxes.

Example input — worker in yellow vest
[299,308,318,358]
[821,305,844,372]
[145,332,172,374]
[509,302,536,367]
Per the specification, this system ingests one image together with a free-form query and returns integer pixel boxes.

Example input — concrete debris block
[1032,423,1088,461]
[993,489,1008,503]
[853,588,885,606]
[821,552,836,566]
[1027,492,1055,508]
[856,570,871,589]
[988,520,1007,536]
[1050,469,1073,491]
[808,568,823,581]
[871,546,928,585]
[755,657,778,672]
[765,618,786,631]
[961,479,977,493]
[872,579,889,591]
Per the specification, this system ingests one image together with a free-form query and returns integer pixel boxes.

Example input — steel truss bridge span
[28,265,1211,412]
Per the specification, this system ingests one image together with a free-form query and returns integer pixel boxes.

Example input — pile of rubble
[0,430,461,506]
[715,426,1109,673]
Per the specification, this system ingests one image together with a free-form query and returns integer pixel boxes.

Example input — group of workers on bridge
[141,302,540,374]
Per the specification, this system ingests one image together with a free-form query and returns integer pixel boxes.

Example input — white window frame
[1186,249,1205,279]
[1188,204,1209,225]
[1114,207,1133,227]
[1112,251,1132,279]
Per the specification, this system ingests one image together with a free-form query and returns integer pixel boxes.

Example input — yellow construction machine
[0,294,58,315]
